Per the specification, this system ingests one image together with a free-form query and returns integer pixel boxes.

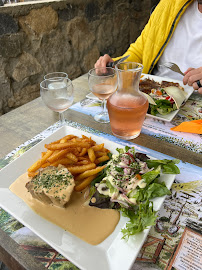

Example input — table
[0,74,201,270]
[1,74,201,166]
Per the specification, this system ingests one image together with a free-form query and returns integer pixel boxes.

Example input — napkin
[170,120,202,134]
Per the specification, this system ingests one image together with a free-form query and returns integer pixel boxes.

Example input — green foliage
[146,159,180,174]
[150,99,174,116]
[121,201,157,239]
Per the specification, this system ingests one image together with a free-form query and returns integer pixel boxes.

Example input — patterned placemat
[71,92,202,153]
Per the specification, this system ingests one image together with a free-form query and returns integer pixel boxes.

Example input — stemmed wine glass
[44,72,68,81]
[40,74,74,125]
[88,67,117,123]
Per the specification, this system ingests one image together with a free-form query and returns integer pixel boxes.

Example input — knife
[106,55,130,68]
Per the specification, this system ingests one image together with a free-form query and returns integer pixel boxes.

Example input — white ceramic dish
[141,74,194,122]
[0,126,175,270]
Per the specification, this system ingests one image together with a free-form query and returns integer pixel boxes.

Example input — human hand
[183,67,202,94]
[94,54,113,68]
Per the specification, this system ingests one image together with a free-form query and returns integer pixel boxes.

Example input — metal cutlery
[160,62,201,91]
[160,62,185,76]
[106,55,130,68]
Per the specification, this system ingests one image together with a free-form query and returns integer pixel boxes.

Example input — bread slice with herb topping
[26,165,75,207]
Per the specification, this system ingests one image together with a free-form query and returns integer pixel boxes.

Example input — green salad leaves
[121,201,157,239]
[149,99,177,116]
[89,146,180,240]
[146,159,180,174]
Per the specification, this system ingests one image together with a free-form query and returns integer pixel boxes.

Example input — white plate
[0,126,175,270]
[141,74,194,122]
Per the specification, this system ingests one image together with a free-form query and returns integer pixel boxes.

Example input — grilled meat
[139,78,184,94]
[161,81,180,88]
[139,78,161,94]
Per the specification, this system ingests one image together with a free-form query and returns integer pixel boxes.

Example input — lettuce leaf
[141,166,161,185]
[90,166,109,186]
[130,182,171,202]
[149,99,174,116]
[106,180,117,194]
[161,162,180,174]
[89,147,180,239]
[121,200,157,239]
[157,106,174,115]
[145,183,171,199]
[89,190,120,209]
[129,189,145,202]
[146,159,180,174]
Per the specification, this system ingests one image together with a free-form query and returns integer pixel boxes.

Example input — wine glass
[40,76,74,125]
[88,67,117,123]
[44,72,68,80]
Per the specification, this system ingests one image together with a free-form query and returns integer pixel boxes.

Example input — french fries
[45,141,91,150]
[47,149,71,163]
[27,134,110,191]
[67,163,96,175]
[88,148,96,163]
[75,165,106,182]
[92,143,104,152]
[74,175,98,192]
[95,155,109,165]
[28,150,53,174]
[66,153,78,162]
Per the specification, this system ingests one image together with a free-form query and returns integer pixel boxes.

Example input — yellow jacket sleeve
[113,0,193,74]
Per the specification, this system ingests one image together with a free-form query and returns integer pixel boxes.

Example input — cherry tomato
[165,96,175,104]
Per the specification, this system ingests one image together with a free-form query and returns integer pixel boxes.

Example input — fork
[160,62,185,76]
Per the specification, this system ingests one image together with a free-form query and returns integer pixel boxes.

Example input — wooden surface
[0,73,201,269]
[0,228,46,270]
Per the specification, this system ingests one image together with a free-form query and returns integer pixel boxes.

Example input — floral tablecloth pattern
[71,91,202,153]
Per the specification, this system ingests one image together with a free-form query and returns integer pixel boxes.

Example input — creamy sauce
[9,173,120,245]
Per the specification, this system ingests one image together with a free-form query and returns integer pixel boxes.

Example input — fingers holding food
[183,67,202,94]
[94,54,113,68]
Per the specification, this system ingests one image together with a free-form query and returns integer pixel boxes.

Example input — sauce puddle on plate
[10,173,120,245]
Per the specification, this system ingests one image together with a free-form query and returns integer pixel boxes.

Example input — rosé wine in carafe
[107,62,148,139]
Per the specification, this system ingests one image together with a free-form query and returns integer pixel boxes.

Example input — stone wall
[0,0,159,115]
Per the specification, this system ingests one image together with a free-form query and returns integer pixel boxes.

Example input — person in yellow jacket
[95,0,202,94]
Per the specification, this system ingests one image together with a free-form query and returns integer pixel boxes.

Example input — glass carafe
[107,62,148,139]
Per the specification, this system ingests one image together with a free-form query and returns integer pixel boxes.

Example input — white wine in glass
[40,76,74,125]
[88,67,117,123]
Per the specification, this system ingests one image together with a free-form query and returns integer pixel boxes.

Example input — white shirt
[154,0,202,80]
